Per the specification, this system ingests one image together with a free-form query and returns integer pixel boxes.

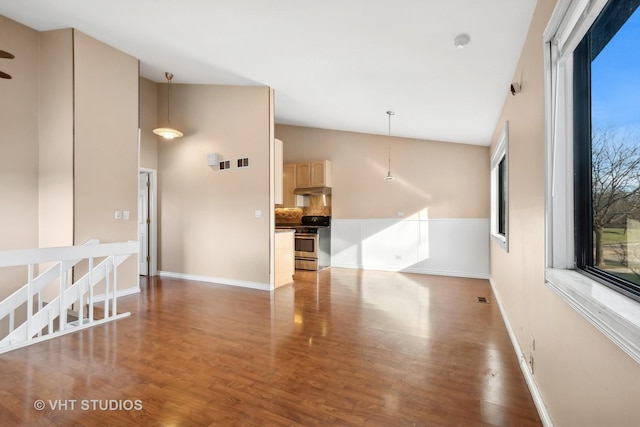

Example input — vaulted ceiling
[0,0,537,145]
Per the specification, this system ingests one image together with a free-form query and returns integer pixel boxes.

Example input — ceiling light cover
[153,72,183,139]
[153,127,183,139]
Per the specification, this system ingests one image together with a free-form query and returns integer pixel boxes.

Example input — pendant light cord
[387,111,394,175]
[166,72,173,124]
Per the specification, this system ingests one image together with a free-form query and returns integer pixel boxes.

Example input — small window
[491,122,509,251]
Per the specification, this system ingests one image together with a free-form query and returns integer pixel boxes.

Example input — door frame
[139,168,158,276]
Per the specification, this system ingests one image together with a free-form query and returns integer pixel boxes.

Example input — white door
[139,172,150,275]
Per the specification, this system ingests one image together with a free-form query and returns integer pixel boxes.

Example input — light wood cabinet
[295,160,331,188]
[274,139,283,205]
[282,163,296,207]
[274,230,295,288]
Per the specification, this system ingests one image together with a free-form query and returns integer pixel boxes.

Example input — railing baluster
[112,256,117,316]
[104,261,110,319]
[89,257,94,322]
[37,289,42,337]
[48,309,54,334]
[78,265,84,327]
[59,263,66,331]
[27,264,34,340]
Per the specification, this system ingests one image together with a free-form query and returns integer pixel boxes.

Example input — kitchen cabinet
[274,229,295,288]
[275,139,283,205]
[295,160,332,188]
[282,163,297,207]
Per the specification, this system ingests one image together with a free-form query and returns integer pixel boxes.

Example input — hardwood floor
[0,268,541,426]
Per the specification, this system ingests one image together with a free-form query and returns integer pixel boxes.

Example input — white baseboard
[489,277,553,427]
[91,286,140,303]
[158,271,272,291]
[331,263,489,279]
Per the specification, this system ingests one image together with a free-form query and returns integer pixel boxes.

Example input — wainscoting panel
[331,218,489,279]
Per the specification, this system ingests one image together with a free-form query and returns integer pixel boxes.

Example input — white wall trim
[489,277,554,427]
[332,263,489,279]
[158,271,272,292]
[91,286,141,303]
[331,218,489,279]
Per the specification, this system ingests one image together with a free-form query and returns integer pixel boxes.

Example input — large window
[573,0,640,301]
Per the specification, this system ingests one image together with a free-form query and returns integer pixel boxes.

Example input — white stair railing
[0,240,138,354]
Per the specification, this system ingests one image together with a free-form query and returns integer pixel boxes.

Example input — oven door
[295,233,317,258]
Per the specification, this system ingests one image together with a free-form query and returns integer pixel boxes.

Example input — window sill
[546,268,640,364]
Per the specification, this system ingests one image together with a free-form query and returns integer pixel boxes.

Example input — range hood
[294,186,332,195]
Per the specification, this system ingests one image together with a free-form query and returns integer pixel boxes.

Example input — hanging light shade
[153,72,183,139]
[384,110,395,181]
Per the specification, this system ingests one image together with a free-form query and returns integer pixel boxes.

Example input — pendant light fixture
[153,72,183,139]
[384,110,395,181]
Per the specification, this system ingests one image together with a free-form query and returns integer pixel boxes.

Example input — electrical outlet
[529,354,535,374]
[123,210,130,220]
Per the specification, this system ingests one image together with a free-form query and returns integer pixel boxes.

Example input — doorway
[139,169,157,276]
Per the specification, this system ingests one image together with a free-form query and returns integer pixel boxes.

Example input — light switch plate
[114,210,122,220]
[255,210,262,218]
[123,211,130,220]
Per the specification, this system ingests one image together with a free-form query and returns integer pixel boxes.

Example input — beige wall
[0,17,40,300]
[275,125,489,220]
[38,29,74,250]
[0,17,39,252]
[489,0,640,425]
[73,30,139,286]
[139,77,158,170]
[157,84,273,285]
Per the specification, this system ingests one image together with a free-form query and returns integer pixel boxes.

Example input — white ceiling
[0,0,537,146]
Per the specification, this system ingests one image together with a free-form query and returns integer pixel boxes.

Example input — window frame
[544,0,640,364]
[490,122,509,252]
[572,0,640,302]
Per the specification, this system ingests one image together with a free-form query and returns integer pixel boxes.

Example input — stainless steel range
[277,215,331,271]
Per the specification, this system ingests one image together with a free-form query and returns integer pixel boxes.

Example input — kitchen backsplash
[275,208,302,224]
[303,206,331,216]
[275,206,331,223]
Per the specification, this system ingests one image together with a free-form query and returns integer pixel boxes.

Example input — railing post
[37,289,42,337]
[77,259,86,326]
[27,264,34,340]
[112,256,117,317]
[89,257,94,322]
[59,263,66,331]
[104,261,110,319]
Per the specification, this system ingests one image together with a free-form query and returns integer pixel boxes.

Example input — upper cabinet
[282,163,297,207]
[274,139,283,205]
[295,160,332,188]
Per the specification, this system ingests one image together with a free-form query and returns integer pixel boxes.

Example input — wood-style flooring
[0,268,541,426]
